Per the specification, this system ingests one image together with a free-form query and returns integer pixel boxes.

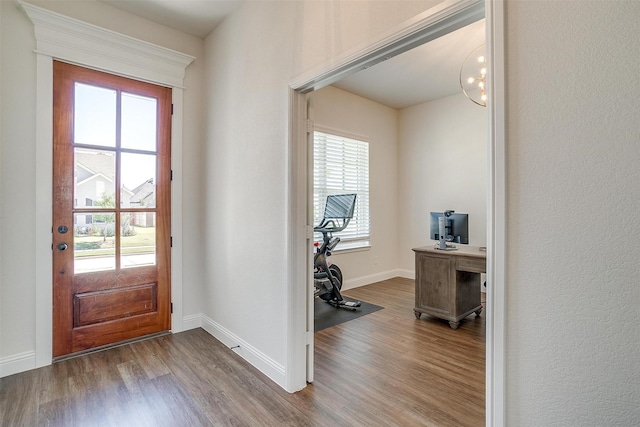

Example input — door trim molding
[289,0,484,93]
[285,87,312,391]
[286,1,506,425]
[19,1,194,88]
[20,1,194,369]
[485,1,507,424]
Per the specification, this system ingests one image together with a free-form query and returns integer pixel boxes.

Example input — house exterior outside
[74,149,155,228]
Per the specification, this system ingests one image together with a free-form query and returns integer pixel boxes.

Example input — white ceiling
[332,18,486,109]
[98,0,241,39]
[98,1,484,109]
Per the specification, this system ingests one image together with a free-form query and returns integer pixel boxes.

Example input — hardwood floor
[0,277,485,426]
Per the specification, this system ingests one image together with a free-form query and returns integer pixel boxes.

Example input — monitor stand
[436,216,458,250]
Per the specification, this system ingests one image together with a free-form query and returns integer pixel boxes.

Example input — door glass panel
[121,152,156,208]
[121,212,156,269]
[74,83,116,148]
[74,212,116,274]
[74,148,116,208]
[121,92,157,151]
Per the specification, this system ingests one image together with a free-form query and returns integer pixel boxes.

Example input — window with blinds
[313,130,370,249]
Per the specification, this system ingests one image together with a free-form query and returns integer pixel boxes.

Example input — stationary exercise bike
[313,194,361,310]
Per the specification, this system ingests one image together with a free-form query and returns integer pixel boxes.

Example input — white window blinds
[313,130,370,248]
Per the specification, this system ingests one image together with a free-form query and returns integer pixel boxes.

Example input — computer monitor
[429,211,469,244]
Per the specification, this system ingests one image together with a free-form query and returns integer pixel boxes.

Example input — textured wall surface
[505,1,640,424]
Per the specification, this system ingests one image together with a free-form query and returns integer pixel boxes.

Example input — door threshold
[53,331,172,362]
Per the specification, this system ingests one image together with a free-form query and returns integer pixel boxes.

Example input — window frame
[313,126,371,251]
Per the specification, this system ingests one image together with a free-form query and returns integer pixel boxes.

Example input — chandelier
[460,44,487,107]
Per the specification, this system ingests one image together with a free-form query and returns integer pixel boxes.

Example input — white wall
[308,85,399,288]
[0,0,4,364]
[504,1,640,425]
[1,0,39,363]
[0,0,205,365]
[398,93,487,272]
[201,0,442,386]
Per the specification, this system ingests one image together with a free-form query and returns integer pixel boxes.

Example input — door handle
[57,242,68,251]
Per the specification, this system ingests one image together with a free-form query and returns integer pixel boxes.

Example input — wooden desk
[412,245,486,329]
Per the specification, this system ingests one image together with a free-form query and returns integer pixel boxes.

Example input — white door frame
[286,0,506,425]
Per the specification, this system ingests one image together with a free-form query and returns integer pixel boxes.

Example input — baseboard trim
[193,314,286,390]
[0,351,36,378]
[397,269,415,280]
[182,314,202,331]
[1,315,287,387]
[342,269,412,290]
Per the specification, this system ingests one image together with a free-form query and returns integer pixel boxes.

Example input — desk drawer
[456,257,486,273]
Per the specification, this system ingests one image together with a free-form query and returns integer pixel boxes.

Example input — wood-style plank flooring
[0,277,485,426]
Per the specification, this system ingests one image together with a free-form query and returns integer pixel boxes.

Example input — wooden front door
[52,61,172,357]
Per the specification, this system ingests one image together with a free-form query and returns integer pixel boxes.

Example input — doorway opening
[287,0,506,424]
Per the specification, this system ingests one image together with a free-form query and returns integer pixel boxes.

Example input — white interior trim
[0,351,37,378]
[170,88,185,334]
[200,314,286,388]
[177,313,287,388]
[286,0,506,424]
[341,269,405,291]
[182,313,202,331]
[19,1,194,88]
[20,1,194,371]
[34,53,54,368]
[290,0,484,93]
[285,88,310,391]
[485,0,506,425]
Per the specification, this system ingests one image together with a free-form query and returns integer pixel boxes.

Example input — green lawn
[74,226,156,258]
